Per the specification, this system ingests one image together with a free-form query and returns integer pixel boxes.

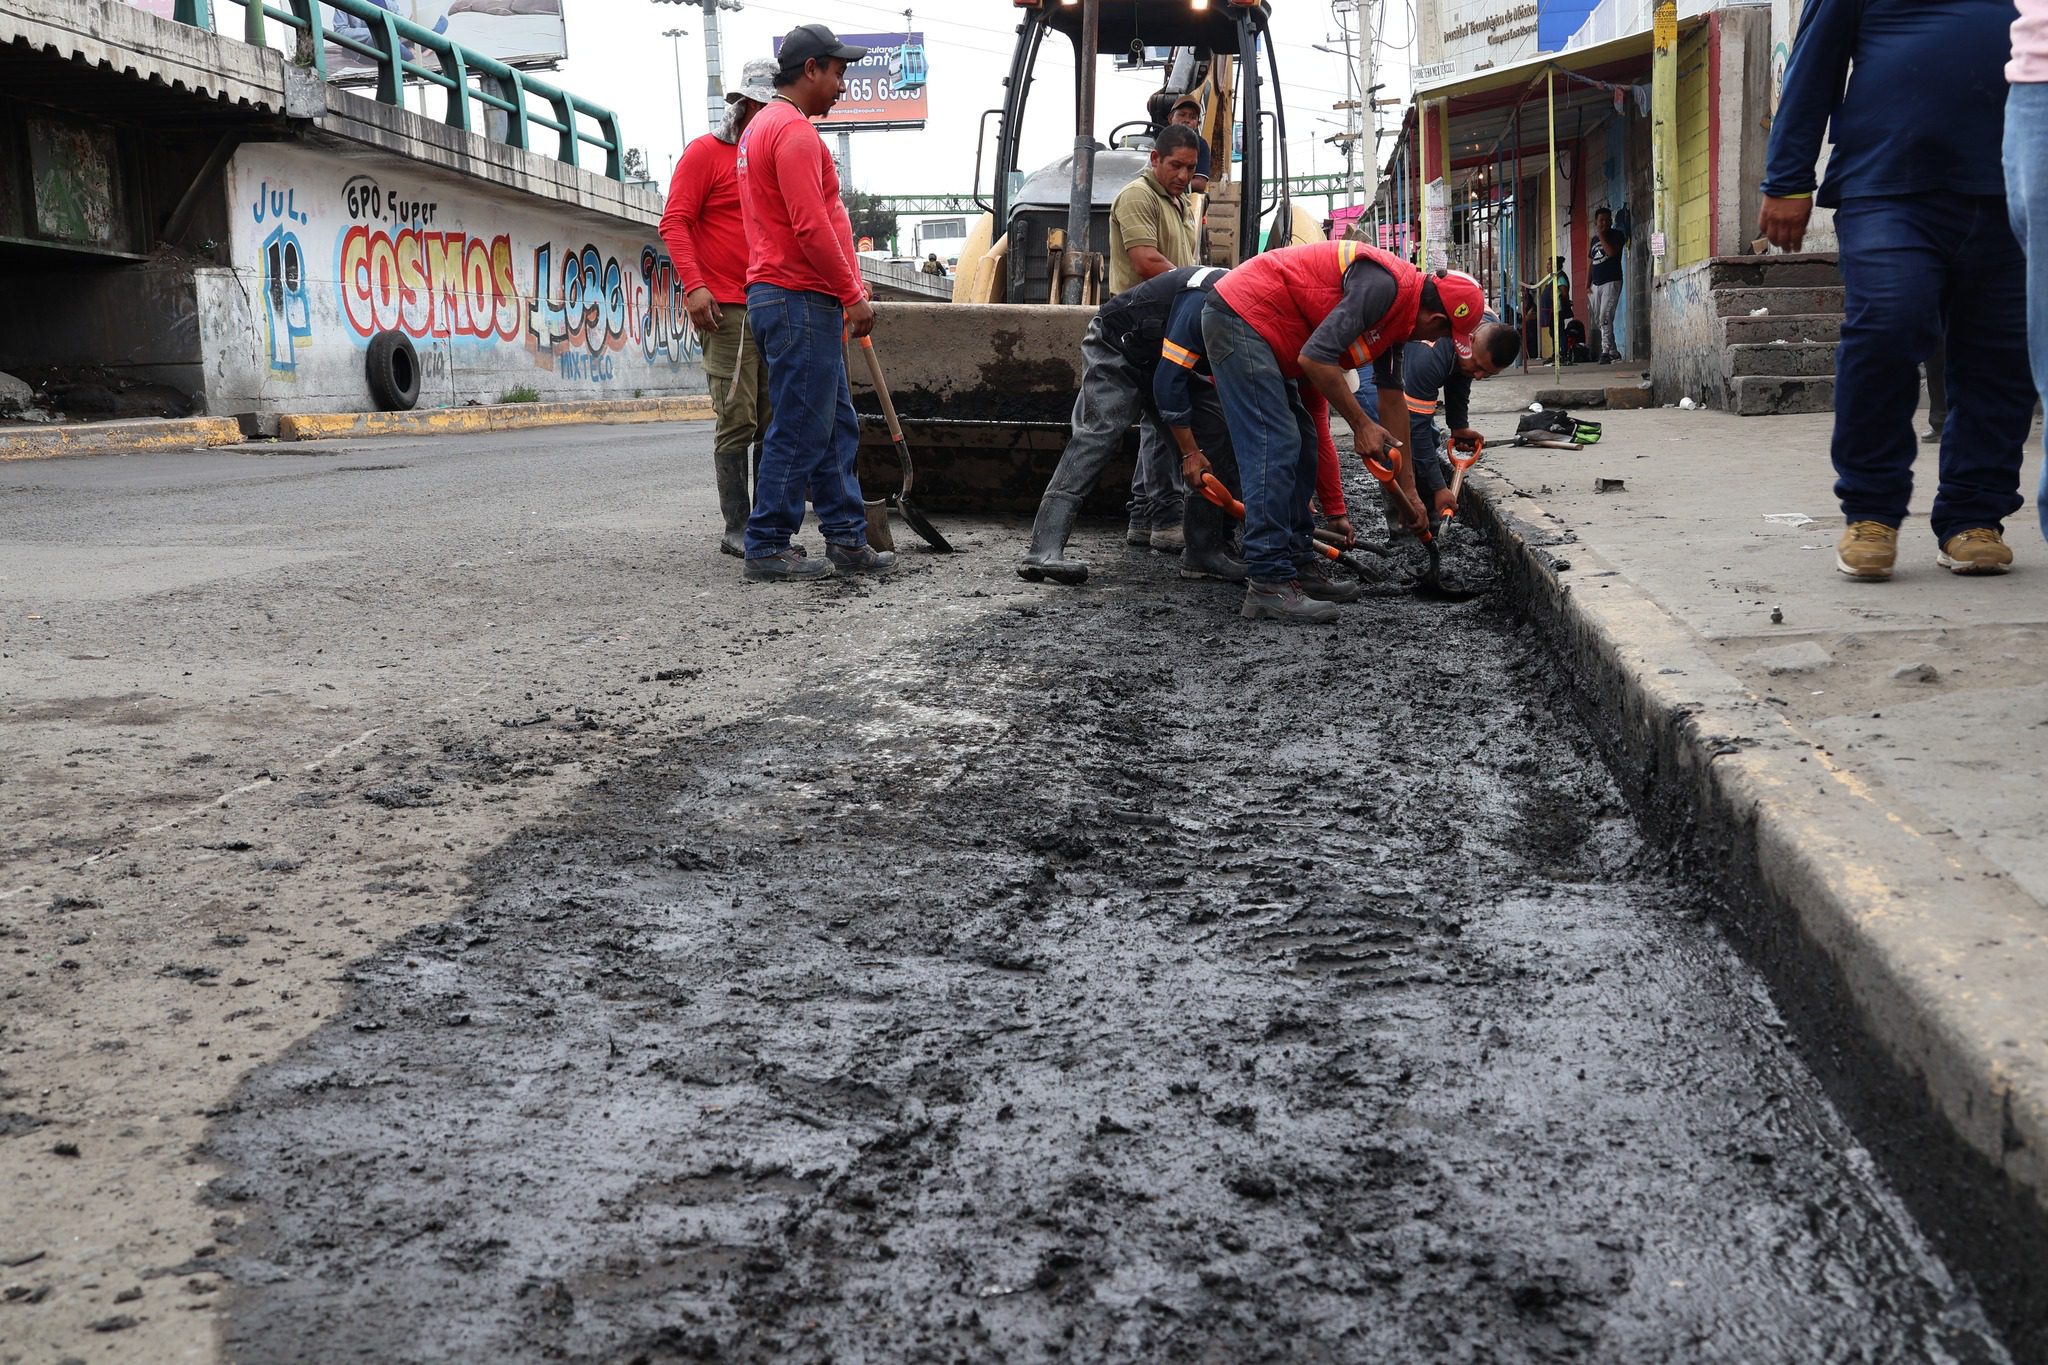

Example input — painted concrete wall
[207,143,705,414]
[1649,256,1724,403]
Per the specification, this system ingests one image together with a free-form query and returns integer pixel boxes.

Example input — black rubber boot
[1018,490,1090,585]
[1181,493,1247,581]
[713,447,751,558]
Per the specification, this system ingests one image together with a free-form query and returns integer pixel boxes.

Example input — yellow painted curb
[0,417,245,462]
[277,396,715,442]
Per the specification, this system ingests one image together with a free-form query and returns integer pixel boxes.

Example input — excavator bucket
[848,302,1134,515]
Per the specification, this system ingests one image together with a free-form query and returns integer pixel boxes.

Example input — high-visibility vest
[1212,240,1424,378]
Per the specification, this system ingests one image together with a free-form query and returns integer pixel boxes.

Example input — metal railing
[172,0,625,182]
[865,173,1376,217]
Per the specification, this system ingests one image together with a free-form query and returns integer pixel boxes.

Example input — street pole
[663,27,690,149]
[701,0,734,133]
[654,0,744,140]
[1359,0,1374,221]
[1062,0,1101,305]
[1651,0,1677,275]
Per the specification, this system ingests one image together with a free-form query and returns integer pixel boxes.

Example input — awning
[1390,23,1697,181]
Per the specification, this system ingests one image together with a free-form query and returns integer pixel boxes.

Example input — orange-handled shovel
[1436,434,1484,541]
[1197,474,1386,581]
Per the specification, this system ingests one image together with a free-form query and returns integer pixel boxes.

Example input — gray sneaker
[1293,554,1364,603]
[826,541,898,574]
[743,545,835,582]
[1149,524,1187,553]
[1126,522,1152,547]
[1240,578,1339,624]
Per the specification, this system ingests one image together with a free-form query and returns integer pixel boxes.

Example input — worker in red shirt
[659,58,777,559]
[733,24,893,581]
[1203,241,1485,622]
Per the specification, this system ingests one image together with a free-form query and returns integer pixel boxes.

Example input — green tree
[844,191,898,251]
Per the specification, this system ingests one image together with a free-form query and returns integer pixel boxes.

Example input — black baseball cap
[777,24,867,73]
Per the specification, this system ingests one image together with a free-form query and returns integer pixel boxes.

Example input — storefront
[1378,6,1776,377]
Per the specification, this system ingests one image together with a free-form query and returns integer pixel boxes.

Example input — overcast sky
[543,1,1417,203]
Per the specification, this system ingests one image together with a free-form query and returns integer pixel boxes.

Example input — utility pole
[1360,0,1377,236]
[655,0,746,135]
[662,27,690,148]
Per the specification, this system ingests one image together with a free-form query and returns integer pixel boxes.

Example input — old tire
[365,331,420,412]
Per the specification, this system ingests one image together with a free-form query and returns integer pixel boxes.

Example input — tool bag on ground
[1517,410,1603,444]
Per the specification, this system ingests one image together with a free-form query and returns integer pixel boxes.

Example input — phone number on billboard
[840,79,923,102]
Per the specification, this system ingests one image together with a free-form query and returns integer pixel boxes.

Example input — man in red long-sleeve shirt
[660,58,776,558]
[733,24,893,581]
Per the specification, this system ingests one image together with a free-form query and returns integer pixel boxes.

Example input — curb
[1469,468,2048,1354]
[276,396,714,442]
[0,417,245,462]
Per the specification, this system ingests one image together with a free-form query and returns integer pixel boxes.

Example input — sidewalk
[1463,377,2048,1338]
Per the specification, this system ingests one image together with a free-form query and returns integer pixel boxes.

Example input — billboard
[327,1,569,77]
[770,32,929,131]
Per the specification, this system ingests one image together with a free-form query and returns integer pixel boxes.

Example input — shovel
[1196,474,1393,585]
[856,334,952,553]
[1434,434,1484,544]
[1360,443,1482,603]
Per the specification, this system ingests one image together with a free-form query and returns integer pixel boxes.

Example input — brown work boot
[1835,521,1898,581]
[1937,527,2013,575]
[1240,578,1339,624]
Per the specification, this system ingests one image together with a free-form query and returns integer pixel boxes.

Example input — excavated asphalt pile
[206,522,2010,1364]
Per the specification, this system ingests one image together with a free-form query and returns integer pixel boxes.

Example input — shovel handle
[857,335,906,446]
[1198,473,1244,520]
[1446,434,1483,505]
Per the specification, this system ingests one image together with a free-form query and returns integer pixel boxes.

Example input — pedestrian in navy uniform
[1762,0,2029,579]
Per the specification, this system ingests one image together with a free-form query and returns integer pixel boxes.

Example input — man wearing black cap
[733,24,894,581]
[1166,95,1212,194]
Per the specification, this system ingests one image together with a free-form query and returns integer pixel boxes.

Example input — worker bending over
[1360,319,1521,523]
[1202,240,1485,622]
[1155,289,1361,601]
[1020,266,1233,584]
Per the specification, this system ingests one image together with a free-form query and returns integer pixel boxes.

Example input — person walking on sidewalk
[734,25,895,582]
[1587,207,1628,363]
[1763,0,2030,579]
[660,58,777,559]
[1204,240,1485,623]
[1018,266,1241,585]
[2006,1,2048,545]
[1108,123,1202,554]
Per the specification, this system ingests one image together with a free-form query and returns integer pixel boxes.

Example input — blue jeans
[1831,193,2030,544]
[2004,82,2048,545]
[1204,297,1316,583]
[743,284,868,556]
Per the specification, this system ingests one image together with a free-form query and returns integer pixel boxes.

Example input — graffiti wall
[209,144,702,413]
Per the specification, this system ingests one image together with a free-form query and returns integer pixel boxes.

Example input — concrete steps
[1712,285,1846,318]
[1720,312,1841,346]
[1653,252,1845,414]
[1730,374,1835,416]
[1728,341,1838,377]
[1706,252,1842,290]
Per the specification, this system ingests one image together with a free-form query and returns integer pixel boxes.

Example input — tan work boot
[1835,521,1898,580]
[1937,527,2014,575]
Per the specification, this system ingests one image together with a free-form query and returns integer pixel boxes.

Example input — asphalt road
[0,424,2013,1363]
